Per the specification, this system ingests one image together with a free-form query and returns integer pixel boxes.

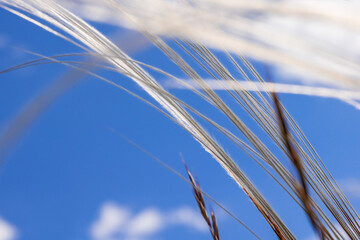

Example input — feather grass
[1,0,360,239]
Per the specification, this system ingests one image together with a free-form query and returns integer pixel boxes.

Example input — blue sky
[1,6,360,240]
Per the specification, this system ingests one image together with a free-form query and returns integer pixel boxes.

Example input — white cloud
[0,217,17,240]
[127,209,163,236]
[340,179,360,199]
[0,35,7,49]
[167,206,207,232]
[90,202,130,240]
[303,223,350,240]
[89,202,209,240]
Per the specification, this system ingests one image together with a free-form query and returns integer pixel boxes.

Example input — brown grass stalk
[183,159,220,240]
[270,83,327,239]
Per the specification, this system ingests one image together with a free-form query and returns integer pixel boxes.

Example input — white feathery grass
[0,0,295,238]
[61,0,360,89]
[1,0,360,239]
[166,79,360,110]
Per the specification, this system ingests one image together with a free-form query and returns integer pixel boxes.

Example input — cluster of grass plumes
[1,0,360,239]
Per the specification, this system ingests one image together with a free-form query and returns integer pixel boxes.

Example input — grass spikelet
[270,78,327,239]
[182,157,220,240]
